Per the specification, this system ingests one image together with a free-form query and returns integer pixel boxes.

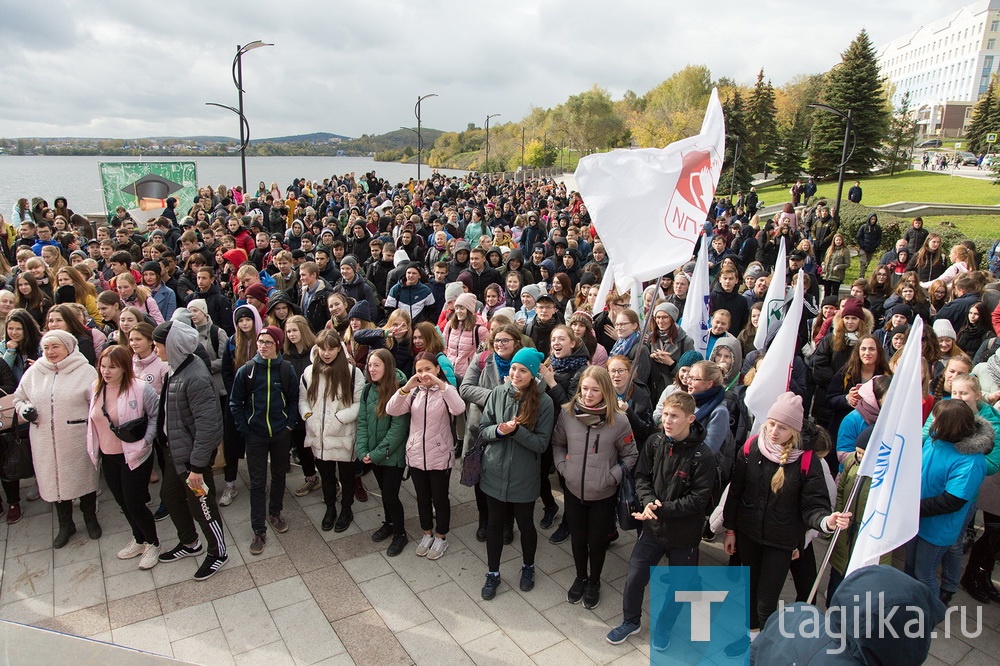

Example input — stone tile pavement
[1,466,998,665]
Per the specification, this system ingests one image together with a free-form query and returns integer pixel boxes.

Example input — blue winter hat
[676,350,704,370]
[511,347,545,378]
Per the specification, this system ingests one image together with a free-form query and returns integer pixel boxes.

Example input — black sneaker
[567,577,587,604]
[158,542,204,563]
[549,522,570,544]
[702,520,716,542]
[540,505,559,529]
[153,503,170,522]
[372,522,394,542]
[193,554,229,581]
[386,534,408,557]
[583,580,601,609]
[482,572,501,600]
[520,564,535,592]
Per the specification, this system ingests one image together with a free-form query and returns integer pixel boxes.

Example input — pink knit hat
[767,392,803,431]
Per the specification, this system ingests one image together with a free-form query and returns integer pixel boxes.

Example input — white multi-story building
[877,0,1000,137]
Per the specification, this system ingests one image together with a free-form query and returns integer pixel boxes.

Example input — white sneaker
[139,543,161,570]
[219,484,238,507]
[117,538,145,560]
[415,534,434,557]
[426,537,449,560]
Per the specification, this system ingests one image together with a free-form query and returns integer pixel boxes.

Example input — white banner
[681,238,712,357]
[753,237,787,350]
[845,318,925,576]
[575,89,725,284]
[744,269,804,434]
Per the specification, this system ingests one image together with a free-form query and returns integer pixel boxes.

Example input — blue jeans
[941,503,976,593]
[621,530,698,625]
[905,536,951,598]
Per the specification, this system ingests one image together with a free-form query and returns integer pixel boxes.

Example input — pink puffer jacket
[386,384,466,471]
[444,319,489,378]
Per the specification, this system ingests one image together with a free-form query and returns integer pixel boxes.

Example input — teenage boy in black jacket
[606,392,717,645]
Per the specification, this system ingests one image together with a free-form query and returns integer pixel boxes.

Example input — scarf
[495,353,512,379]
[692,385,725,423]
[551,352,588,376]
[573,399,607,428]
[756,429,804,466]
[857,380,881,424]
[610,331,640,358]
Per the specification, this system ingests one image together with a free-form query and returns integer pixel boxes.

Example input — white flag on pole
[753,237,787,350]
[845,317,924,576]
[744,269,804,434]
[575,89,725,284]
[681,238,712,357]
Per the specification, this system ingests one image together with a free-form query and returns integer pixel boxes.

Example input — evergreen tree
[746,69,780,174]
[881,92,918,175]
[808,30,890,178]
[967,74,1000,155]
[720,89,753,197]
[773,111,808,185]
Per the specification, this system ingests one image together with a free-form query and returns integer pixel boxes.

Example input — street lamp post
[521,127,526,171]
[484,113,500,175]
[414,93,437,182]
[726,134,741,200]
[808,103,855,221]
[232,40,273,194]
[207,102,250,163]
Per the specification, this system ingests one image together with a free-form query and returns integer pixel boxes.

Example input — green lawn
[757,171,1000,207]
[922,215,997,237]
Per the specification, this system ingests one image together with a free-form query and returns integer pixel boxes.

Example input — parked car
[917,139,943,148]
[957,151,978,166]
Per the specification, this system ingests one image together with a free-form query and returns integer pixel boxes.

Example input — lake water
[0,155,468,217]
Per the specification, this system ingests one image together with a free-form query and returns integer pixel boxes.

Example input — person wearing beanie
[150,319,228,580]
[933,318,957,343]
[229,321,300,556]
[648,301,693,401]
[810,298,870,428]
[516,283,541,327]
[723,391,852,647]
[386,262,435,325]
[337,255,379,318]
[477,345,555,600]
[141,260,176,322]
[652,350,704,425]
[443,292,489,381]
[245,283,270,317]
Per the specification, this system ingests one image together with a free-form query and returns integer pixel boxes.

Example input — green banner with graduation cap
[98,161,198,228]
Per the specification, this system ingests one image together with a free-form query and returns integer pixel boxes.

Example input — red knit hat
[245,283,269,304]
[841,298,864,320]
[258,325,284,348]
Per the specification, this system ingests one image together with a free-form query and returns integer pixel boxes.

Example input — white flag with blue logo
[681,238,711,357]
[846,317,924,576]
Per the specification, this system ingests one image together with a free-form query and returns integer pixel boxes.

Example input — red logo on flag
[664,149,715,245]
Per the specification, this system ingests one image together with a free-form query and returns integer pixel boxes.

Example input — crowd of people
[0,172,996,659]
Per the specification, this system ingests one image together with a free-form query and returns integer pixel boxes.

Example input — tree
[552,86,626,154]
[628,65,713,147]
[808,30,890,179]
[720,89,753,196]
[773,111,808,185]
[967,75,1000,155]
[524,139,557,167]
[746,69,780,174]
[881,92,918,175]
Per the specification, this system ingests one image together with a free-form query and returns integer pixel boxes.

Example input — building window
[993,20,999,31]
[990,39,997,49]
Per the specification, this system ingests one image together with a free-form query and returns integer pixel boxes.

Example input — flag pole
[623,276,665,392]
[806,479,864,605]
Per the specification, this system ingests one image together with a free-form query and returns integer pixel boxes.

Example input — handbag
[0,417,33,481]
[102,386,148,444]
[460,432,486,488]
[616,460,643,532]
[0,392,17,433]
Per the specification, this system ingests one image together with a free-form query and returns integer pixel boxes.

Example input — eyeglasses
[493,337,515,345]
[688,375,706,382]
[614,322,634,329]
[609,368,628,375]
[257,340,276,348]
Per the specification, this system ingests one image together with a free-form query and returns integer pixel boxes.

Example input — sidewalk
[1,465,997,665]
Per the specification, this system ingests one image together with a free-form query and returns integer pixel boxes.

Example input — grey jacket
[551,407,638,502]
[160,321,223,474]
[459,351,503,454]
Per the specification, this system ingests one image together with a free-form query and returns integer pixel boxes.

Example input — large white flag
[744,269,804,434]
[753,237,787,350]
[845,317,924,576]
[575,89,725,284]
[681,238,711,357]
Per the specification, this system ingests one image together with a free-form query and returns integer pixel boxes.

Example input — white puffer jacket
[298,352,365,462]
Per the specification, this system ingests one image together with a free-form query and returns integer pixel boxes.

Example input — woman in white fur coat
[13,329,100,548]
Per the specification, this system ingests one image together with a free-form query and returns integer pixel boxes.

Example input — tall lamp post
[808,103,855,221]
[232,40,273,194]
[414,93,437,182]
[726,134,741,200]
[206,102,250,166]
[484,113,500,175]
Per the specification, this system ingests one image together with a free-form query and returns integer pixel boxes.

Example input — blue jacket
[229,353,300,439]
[836,410,868,457]
[150,284,177,322]
[386,280,435,323]
[31,238,61,256]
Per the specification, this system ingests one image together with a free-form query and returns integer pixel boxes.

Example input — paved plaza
[0,466,998,665]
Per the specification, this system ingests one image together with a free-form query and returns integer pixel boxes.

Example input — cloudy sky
[0,0,970,139]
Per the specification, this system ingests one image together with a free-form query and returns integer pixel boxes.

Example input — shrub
[838,202,905,256]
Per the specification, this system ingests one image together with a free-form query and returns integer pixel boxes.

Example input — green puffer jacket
[355,369,410,468]
[479,381,555,504]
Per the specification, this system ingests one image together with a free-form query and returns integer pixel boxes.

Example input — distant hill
[252,132,351,144]
[338,128,444,154]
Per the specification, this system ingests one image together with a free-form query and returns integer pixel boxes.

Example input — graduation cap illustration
[121,173,182,211]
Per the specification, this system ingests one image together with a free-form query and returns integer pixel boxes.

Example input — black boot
[53,501,76,549]
[80,492,102,540]
[321,505,337,532]
[961,568,991,603]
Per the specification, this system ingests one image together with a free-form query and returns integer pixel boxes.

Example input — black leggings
[475,482,514,530]
[737,534,793,630]
[373,465,405,537]
[789,541,818,602]
[539,444,559,510]
[314,459,354,510]
[409,467,451,535]
[1,478,20,505]
[222,394,244,483]
[563,489,617,581]
[485,495,537,572]
[291,423,316,478]
[968,510,1000,574]
[102,452,158,546]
